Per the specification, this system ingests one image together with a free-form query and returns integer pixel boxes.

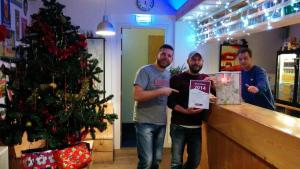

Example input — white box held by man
[216,71,241,104]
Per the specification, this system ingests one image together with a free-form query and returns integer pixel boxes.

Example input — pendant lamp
[96,0,115,36]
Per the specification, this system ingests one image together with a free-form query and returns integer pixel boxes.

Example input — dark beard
[189,65,202,74]
[157,59,170,69]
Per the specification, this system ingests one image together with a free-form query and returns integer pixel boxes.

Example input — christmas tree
[0,0,117,149]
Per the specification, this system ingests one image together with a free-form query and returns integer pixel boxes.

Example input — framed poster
[1,0,11,27]
[3,30,15,57]
[86,38,105,98]
[219,45,247,71]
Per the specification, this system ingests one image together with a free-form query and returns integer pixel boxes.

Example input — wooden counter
[204,103,300,169]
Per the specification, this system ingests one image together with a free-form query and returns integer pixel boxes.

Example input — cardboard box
[216,72,241,104]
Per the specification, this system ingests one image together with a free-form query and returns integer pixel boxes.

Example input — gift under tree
[0,0,117,150]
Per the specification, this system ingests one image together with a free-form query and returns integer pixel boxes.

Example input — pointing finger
[172,89,179,93]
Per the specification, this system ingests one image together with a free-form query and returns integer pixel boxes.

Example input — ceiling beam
[176,0,206,21]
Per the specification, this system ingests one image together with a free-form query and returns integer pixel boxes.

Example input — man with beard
[133,44,178,169]
[167,51,216,169]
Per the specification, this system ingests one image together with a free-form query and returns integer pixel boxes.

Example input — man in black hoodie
[167,51,216,169]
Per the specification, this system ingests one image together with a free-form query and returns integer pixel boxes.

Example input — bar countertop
[206,102,300,169]
[214,103,300,139]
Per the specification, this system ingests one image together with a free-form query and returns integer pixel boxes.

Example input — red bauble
[18,100,24,110]
[45,115,54,124]
[78,41,87,48]
[42,108,49,116]
[80,59,88,69]
[51,126,57,134]
[78,34,86,41]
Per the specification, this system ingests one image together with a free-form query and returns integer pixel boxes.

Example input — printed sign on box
[188,80,211,109]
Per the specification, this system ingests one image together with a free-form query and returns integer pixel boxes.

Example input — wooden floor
[91,148,171,169]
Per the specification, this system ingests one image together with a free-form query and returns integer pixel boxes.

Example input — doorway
[121,28,165,147]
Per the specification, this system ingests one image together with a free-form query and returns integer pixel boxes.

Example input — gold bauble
[26,121,32,127]
[49,82,57,89]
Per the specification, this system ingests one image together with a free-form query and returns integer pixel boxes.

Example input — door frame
[110,22,174,149]
[120,27,166,147]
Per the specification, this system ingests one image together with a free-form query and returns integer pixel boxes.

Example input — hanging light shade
[96,15,116,36]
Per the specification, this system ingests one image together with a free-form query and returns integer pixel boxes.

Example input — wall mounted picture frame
[219,45,247,71]
[1,0,11,28]
[3,30,15,58]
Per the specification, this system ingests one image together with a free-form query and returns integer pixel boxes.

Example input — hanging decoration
[37,22,87,60]
[182,0,300,45]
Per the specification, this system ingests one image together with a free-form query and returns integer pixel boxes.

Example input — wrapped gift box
[216,71,241,104]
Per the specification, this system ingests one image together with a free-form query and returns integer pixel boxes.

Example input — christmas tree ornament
[41,108,49,115]
[45,115,54,124]
[26,121,32,127]
[49,82,57,89]
[0,111,6,120]
[49,75,57,90]
[51,126,57,134]
[6,89,13,102]
[12,119,17,125]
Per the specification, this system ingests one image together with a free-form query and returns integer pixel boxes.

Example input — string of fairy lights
[183,0,300,45]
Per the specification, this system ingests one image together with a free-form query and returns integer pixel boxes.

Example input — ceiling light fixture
[96,0,115,36]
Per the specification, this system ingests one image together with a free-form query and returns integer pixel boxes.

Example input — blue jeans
[135,123,166,169]
[170,124,202,169]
